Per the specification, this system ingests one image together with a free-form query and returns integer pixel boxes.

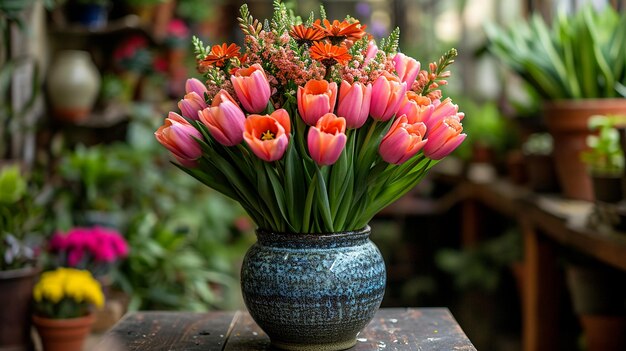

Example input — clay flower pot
[543,99,626,201]
[33,313,95,351]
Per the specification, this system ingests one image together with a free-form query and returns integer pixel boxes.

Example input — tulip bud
[198,90,246,146]
[307,113,347,166]
[297,79,338,126]
[393,53,420,88]
[379,115,427,164]
[337,81,372,129]
[231,63,271,113]
[370,72,407,122]
[155,112,203,167]
[423,115,466,160]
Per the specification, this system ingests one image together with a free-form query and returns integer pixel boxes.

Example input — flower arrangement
[155,1,466,233]
[33,267,104,319]
[48,226,129,277]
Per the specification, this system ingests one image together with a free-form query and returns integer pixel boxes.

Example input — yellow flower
[33,268,105,308]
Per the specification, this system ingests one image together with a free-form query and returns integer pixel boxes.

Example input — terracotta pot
[0,267,39,351]
[32,314,95,351]
[543,99,626,201]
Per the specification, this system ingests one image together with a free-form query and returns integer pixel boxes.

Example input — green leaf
[314,166,333,232]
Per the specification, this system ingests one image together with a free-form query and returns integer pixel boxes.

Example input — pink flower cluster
[48,227,129,271]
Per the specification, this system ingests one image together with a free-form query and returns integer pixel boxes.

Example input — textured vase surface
[47,50,100,122]
[241,226,386,351]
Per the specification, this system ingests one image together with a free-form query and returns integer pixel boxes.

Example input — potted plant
[581,115,625,203]
[486,5,626,201]
[0,165,42,350]
[32,267,105,351]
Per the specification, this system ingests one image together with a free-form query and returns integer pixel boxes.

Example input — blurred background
[2,0,626,351]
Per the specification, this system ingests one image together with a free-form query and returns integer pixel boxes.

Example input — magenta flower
[198,90,246,146]
[370,72,407,122]
[379,115,428,164]
[393,53,421,88]
[231,63,271,113]
[337,80,372,129]
[307,113,347,166]
[155,112,203,167]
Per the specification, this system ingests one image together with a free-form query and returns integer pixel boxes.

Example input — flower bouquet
[32,268,104,351]
[47,226,129,278]
[155,2,465,349]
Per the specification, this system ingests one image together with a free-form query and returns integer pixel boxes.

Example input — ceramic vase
[32,313,94,351]
[240,226,386,351]
[47,50,101,122]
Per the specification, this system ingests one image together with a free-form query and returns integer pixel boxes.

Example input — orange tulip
[307,113,347,166]
[155,112,203,167]
[243,109,291,162]
[297,79,338,126]
[423,114,466,160]
[230,63,271,113]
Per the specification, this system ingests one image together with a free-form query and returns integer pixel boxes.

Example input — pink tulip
[396,91,434,124]
[198,90,246,146]
[423,115,466,160]
[393,53,420,88]
[425,98,464,131]
[155,112,203,167]
[231,63,271,113]
[337,81,372,129]
[185,78,208,97]
[244,109,291,162]
[370,72,407,121]
[297,79,338,126]
[308,113,347,166]
[178,91,207,120]
[379,115,427,164]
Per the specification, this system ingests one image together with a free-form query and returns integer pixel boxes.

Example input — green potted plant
[486,5,626,201]
[0,166,42,350]
[581,115,625,203]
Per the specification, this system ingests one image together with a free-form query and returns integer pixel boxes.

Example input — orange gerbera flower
[310,42,352,67]
[199,43,241,69]
[290,24,326,46]
[314,19,367,44]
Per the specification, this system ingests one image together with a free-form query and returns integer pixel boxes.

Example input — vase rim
[256,225,370,237]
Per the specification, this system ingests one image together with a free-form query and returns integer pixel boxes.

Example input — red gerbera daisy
[198,43,241,69]
[313,19,367,44]
[310,41,352,67]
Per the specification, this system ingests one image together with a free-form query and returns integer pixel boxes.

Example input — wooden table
[97,308,476,351]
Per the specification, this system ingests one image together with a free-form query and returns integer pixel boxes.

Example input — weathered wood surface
[99,308,476,351]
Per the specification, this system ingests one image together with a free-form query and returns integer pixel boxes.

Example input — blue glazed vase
[241,226,386,351]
